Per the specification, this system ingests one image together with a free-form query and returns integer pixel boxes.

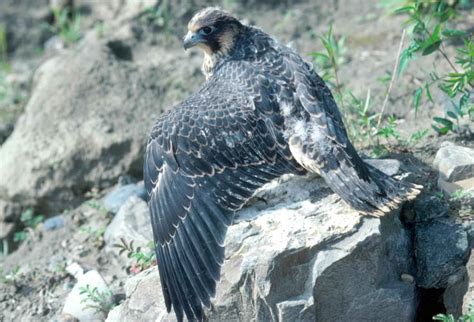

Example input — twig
[438,44,459,74]
[376,29,406,130]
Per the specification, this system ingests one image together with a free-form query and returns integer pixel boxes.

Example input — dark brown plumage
[144,7,421,321]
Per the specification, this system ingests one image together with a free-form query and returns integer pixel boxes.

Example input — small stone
[364,159,401,176]
[62,270,112,321]
[42,215,65,231]
[103,183,147,214]
[433,142,474,182]
[401,273,415,284]
[57,313,79,322]
[47,255,67,273]
[65,263,84,279]
[104,196,153,253]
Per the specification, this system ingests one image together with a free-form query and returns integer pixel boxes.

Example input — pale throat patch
[200,29,236,79]
[202,52,220,79]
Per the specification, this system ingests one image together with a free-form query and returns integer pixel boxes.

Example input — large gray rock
[0,26,201,216]
[415,218,470,289]
[107,174,418,322]
[0,34,153,213]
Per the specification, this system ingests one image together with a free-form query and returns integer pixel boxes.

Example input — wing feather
[145,84,303,321]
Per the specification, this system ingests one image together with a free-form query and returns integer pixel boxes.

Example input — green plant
[51,7,81,44]
[433,303,474,321]
[114,238,156,273]
[0,265,20,284]
[94,22,106,39]
[0,23,7,63]
[79,225,106,242]
[0,68,7,102]
[310,25,348,100]
[310,27,423,157]
[0,23,9,103]
[450,189,473,200]
[85,199,108,212]
[141,0,171,32]
[79,284,115,314]
[393,0,473,134]
[13,208,44,242]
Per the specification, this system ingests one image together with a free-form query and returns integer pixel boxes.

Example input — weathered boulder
[433,142,474,195]
[107,174,418,322]
[434,142,474,183]
[415,218,470,289]
[0,25,200,216]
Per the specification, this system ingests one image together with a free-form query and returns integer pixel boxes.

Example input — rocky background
[0,0,472,321]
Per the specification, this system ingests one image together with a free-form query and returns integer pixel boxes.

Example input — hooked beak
[183,31,203,50]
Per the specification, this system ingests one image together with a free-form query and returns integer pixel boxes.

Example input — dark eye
[200,26,215,35]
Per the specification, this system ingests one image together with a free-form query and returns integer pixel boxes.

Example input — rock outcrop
[107,173,419,322]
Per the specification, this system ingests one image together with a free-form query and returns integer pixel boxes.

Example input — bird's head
[183,7,244,56]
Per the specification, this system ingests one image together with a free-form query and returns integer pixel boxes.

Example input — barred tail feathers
[319,159,422,216]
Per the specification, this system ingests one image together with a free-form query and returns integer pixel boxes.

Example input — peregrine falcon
[144,7,421,321]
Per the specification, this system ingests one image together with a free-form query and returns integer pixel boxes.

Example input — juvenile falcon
[144,7,421,321]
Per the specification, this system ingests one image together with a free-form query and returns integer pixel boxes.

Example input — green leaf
[459,92,470,109]
[413,87,423,111]
[447,111,458,119]
[432,125,450,135]
[310,52,329,60]
[422,40,442,56]
[451,101,463,116]
[398,48,412,77]
[442,29,469,38]
[13,231,27,242]
[425,83,433,102]
[433,116,453,128]
[20,208,33,222]
[394,6,415,14]
[433,24,442,39]
[420,24,442,56]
